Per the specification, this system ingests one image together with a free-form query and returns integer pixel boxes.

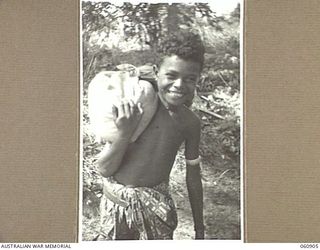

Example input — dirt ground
[170,150,240,240]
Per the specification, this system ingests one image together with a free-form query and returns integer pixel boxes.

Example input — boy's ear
[153,65,159,77]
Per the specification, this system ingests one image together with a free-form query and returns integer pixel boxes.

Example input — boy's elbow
[186,166,202,181]
[96,160,113,178]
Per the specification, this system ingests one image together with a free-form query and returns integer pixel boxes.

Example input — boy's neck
[157,93,180,113]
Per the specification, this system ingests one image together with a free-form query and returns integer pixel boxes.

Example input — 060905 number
[300,244,319,248]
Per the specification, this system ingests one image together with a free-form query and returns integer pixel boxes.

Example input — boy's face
[156,55,201,109]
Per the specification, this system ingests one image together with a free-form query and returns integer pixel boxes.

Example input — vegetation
[82,1,241,240]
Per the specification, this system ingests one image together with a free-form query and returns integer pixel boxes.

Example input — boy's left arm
[185,117,204,239]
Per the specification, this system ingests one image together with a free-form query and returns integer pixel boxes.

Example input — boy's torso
[113,100,195,187]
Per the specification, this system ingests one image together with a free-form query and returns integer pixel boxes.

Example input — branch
[198,108,225,120]
[199,95,221,105]
[218,71,230,87]
[84,55,96,81]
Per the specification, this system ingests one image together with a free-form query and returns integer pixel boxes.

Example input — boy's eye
[185,77,198,83]
[166,74,177,80]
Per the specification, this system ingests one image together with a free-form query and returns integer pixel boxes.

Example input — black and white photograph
[81,0,241,240]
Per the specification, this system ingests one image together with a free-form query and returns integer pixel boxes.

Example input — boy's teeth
[170,92,183,97]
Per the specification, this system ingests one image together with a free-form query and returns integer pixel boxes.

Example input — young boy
[96,31,205,240]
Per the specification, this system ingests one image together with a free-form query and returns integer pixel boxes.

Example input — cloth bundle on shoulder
[88,64,158,143]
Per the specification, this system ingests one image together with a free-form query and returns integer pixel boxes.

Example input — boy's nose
[172,78,183,88]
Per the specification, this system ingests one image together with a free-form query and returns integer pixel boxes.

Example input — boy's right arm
[97,100,143,177]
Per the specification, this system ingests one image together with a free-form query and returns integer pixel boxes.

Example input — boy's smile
[156,55,201,109]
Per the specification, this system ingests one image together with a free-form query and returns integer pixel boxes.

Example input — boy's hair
[158,31,205,69]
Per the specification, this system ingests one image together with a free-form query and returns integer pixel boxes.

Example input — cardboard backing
[245,0,320,243]
[0,0,79,242]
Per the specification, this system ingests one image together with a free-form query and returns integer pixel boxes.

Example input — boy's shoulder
[182,105,200,124]
[174,105,201,136]
[153,100,200,139]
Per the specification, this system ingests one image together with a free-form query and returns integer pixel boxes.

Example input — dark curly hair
[158,31,205,69]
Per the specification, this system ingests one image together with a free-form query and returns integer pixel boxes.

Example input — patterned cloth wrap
[99,177,178,240]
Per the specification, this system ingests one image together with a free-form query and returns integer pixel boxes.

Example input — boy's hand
[195,229,205,239]
[112,99,143,139]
